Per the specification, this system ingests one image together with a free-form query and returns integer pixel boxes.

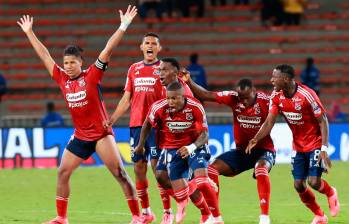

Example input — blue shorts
[291,149,324,180]
[66,136,97,160]
[130,127,161,163]
[216,148,275,176]
[157,145,211,181]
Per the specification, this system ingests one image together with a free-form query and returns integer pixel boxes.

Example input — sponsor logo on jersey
[134,77,156,86]
[66,91,86,102]
[237,115,261,124]
[282,112,302,121]
[292,96,302,102]
[166,122,192,131]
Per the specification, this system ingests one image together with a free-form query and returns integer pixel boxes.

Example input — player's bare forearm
[25,30,54,76]
[193,130,209,148]
[110,91,131,125]
[188,79,216,102]
[98,29,125,63]
[254,113,277,142]
[317,113,329,146]
[138,120,152,148]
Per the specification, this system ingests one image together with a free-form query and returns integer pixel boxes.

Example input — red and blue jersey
[147,97,208,149]
[215,91,274,152]
[269,83,325,152]
[52,59,113,141]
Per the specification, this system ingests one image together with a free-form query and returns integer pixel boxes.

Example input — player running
[17,6,142,224]
[184,75,275,224]
[246,64,340,224]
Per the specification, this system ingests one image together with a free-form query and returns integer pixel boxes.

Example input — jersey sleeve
[52,64,65,84]
[124,65,134,92]
[89,58,108,83]
[147,101,162,128]
[193,103,208,132]
[215,91,238,106]
[306,89,325,118]
[269,92,280,115]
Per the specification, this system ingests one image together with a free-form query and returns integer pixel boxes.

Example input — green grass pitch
[0,162,348,224]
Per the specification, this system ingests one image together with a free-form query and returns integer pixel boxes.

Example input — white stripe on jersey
[150,99,167,115]
[187,99,206,116]
[298,86,317,104]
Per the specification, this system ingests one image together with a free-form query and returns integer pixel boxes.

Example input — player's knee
[113,167,128,181]
[134,161,147,176]
[58,167,73,181]
[294,180,306,192]
[307,178,321,190]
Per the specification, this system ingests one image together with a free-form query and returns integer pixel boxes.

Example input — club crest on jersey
[186,113,193,120]
[295,103,302,110]
[254,103,261,114]
[65,80,71,89]
[153,70,160,76]
[78,77,86,87]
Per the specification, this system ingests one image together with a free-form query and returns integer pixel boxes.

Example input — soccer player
[246,64,340,224]
[135,81,223,224]
[17,6,142,224]
[106,32,163,223]
[184,76,275,224]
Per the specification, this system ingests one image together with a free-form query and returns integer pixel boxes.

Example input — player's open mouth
[146,49,153,56]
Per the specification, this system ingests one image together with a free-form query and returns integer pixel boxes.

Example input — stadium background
[0,0,348,223]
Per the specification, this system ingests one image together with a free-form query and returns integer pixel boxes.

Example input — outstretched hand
[245,138,258,154]
[180,68,191,83]
[17,15,33,33]
[119,5,137,29]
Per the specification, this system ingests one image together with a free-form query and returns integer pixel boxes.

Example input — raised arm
[98,5,137,63]
[17,15,55,77]
[182,70,216,102]
[245,112,278,154]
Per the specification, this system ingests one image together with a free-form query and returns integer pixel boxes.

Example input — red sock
[195,176,220,217]
[298,188,324,216]
[157,184,171,210]
[188,179,197,195]
[136,180,150,209]
[127,197,140,216]
[255,165,270,215]
[174,186,189,202]
[208,165,220,198]
[317,179,334,197]
[56,196,68,218]
[191,191,211,216]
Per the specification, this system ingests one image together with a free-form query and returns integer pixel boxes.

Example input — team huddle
[17,5,340,224]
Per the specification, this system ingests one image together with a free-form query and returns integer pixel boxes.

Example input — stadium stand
[0,0,348,126]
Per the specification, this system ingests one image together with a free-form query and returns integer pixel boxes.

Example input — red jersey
[215,91,274,152]
[147,97,208,149]
[269,83,325,152]
[52,59,113,141]
[124,60,161,127]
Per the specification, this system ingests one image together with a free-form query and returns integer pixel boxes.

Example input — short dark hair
[162,58,180,71]
[167,81,183,91]
[63,45,83,58]
[190,53,198,64]
[237,78,253,90]
[306,57,314,66]
[275,64,295,79]
[143,32,160,41]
